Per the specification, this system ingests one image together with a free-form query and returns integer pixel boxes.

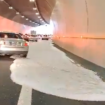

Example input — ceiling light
[0,0,4,1]
[26,18,28,20]
[16,12,19,15]
[35,12,39,15]
[9,6,13,9]
[29,0,35,2]
[21,16,24,18]
[38,16,41,18]
[33,8,37,10]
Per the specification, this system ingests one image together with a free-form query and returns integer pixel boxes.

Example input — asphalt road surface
[0,55,105,105]
[0,56,21,105]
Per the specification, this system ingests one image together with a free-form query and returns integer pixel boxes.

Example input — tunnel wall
[0,16,32,34]
[52,0,105,67]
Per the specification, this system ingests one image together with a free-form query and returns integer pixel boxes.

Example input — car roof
[0,32,16,34]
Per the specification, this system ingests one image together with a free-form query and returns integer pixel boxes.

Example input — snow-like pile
[10,41,105,101]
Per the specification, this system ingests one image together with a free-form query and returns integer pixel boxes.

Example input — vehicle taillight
[24,42,28,46]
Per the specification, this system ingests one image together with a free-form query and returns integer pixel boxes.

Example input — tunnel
[1,0,105,104]
[0,0,105,67]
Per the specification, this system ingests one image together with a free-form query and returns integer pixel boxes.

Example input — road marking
[17,86,32,105]
[69,59,74,63]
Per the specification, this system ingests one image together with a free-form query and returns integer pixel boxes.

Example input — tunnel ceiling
[0,0,55,27]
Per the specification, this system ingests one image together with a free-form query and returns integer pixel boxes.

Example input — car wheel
[6,55,11,57]
[23,54,27,58]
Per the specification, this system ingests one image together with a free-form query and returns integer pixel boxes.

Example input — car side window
[16,34,22,39]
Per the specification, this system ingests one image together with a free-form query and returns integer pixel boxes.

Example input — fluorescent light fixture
[29,0,35,2]
[40,18,42,20]
[33,8,37,10]
[9,6,13,9]
[35,12,39,15]
[38,16,41,18]
[21,16,24,18]
[16,12,19,14]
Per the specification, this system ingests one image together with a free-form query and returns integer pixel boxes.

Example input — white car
[29,35,38,42]
[0,32,29,57]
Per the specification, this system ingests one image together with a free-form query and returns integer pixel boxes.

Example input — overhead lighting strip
[0,0,39,26]
[29,0,46,25]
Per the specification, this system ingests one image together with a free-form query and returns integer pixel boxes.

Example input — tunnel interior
[0,0,105,67]
[0,0,105,104]
[0,0,55,33]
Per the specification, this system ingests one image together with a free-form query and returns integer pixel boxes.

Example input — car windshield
[0,33,22,39]
[31,35,37,37]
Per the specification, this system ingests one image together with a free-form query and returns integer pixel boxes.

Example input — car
[0,32,29,57]
[29,35,38,42]
[42,35,49,40]
[22,34,29,42]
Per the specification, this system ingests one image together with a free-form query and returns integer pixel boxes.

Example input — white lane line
[17,86,32,105]
[69,59,74,63]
